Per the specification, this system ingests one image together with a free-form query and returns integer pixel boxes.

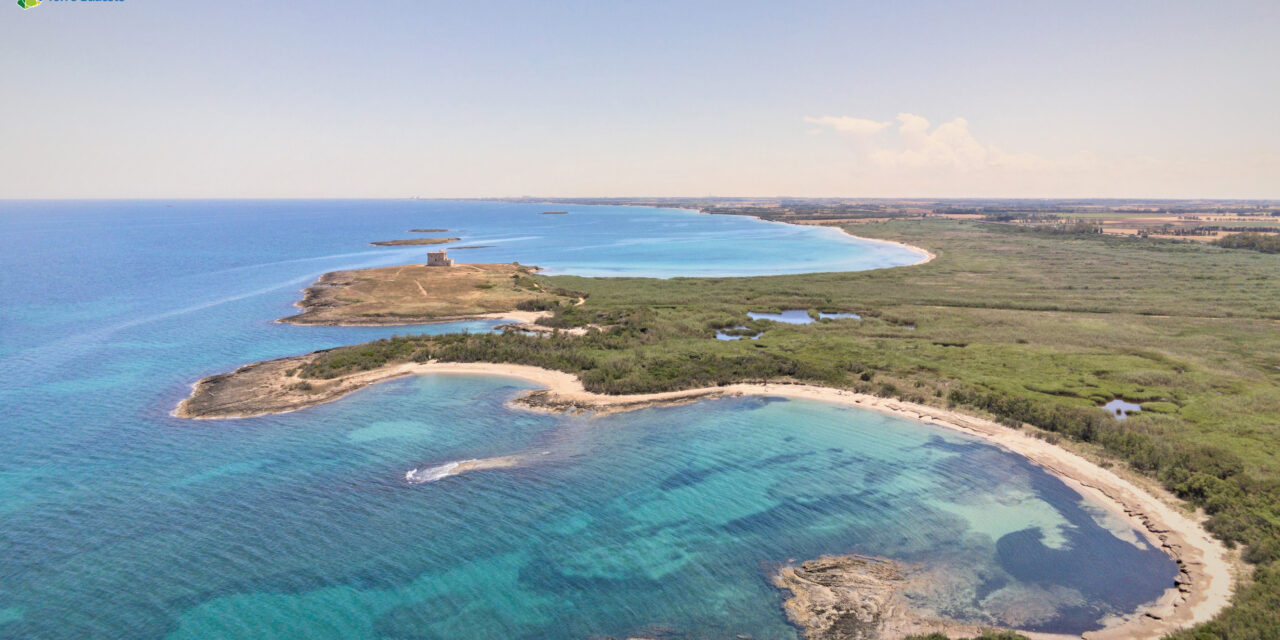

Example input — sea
[0,200,1176,639]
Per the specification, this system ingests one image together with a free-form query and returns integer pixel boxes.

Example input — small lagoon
[1103,399,1143,420]
[715,326,763,340]
[749,309,815,324]
[820,311,862,320]
[748,310,862,325]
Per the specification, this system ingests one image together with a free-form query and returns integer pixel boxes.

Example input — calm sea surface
[0,201,1174,639]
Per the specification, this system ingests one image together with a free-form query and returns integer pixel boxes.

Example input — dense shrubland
[1213,231,1280,253]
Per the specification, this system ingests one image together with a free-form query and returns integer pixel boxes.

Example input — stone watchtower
[426,250,454,267]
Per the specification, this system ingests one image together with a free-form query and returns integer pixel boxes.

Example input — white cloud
[795,112,1280,197]
[802,115,892,137]
[807,112,1045,172]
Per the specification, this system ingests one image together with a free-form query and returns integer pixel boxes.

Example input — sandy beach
[274,309,555,327]
[858,233,936,266]
[680,205,937,267]
[357,361,1231,640]
[817,222,937,266]
[177,354,1234,638]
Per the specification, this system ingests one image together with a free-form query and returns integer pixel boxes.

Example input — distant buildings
[426,250,454,267]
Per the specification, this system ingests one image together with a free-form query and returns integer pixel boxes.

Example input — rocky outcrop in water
[771,555,988,640]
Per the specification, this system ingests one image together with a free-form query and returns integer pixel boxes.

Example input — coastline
[405,363,1236,640]
[805,219,936,266]
[174,204,1232,637]
[175,359,1233,640]
[682,205,937,267]
[530,202,938,267]
[276,309,553,327]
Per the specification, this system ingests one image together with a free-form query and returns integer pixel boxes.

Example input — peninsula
[280,261,576,326]
[170,211,1280,638]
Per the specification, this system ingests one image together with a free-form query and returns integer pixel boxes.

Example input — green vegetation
[502,196,1280,241]
[1037,219,1103,234]
[299,219,1280,638]
[1215,232,1280,254]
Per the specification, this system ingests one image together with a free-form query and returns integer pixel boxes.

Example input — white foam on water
[404,452,548,484]
[405,460,468,484]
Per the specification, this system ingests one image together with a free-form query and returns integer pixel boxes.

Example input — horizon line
[1,196,1278,203]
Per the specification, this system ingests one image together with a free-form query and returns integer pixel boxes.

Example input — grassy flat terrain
[370,237,460,246]
[295,219,1280,638]
[282,262,575,324]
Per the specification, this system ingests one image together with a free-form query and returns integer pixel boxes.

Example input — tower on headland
[426,250,454,267]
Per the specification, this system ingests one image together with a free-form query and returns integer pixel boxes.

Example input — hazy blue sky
[2,1,1277,198]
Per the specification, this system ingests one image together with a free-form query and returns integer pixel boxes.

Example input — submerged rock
[772,555,989,640]
[773,555,902,640]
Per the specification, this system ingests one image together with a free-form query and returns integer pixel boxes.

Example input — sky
[1,1,1277,199]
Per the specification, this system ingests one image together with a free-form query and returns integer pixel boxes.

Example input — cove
[158,376,1176,639]
[0,200,1173,639]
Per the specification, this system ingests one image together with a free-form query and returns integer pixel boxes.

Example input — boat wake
[405,452,546,484]
[405,460,469,484]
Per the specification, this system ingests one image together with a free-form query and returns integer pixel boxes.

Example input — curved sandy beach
[412,364,1230,635]
[177,357,1233,640]
[423,363,1234,640]
[681,206,937,267]
[173,206,1224,638]
[820,224,936,266]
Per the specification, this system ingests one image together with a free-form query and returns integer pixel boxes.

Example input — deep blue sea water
[0,201,1175,639]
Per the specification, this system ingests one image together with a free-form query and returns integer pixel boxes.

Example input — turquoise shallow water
[0,201,1174,639]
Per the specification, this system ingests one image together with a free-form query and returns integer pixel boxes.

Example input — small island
[371,237,460,246]
[540,210,568,215]
[409,228,449,233]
